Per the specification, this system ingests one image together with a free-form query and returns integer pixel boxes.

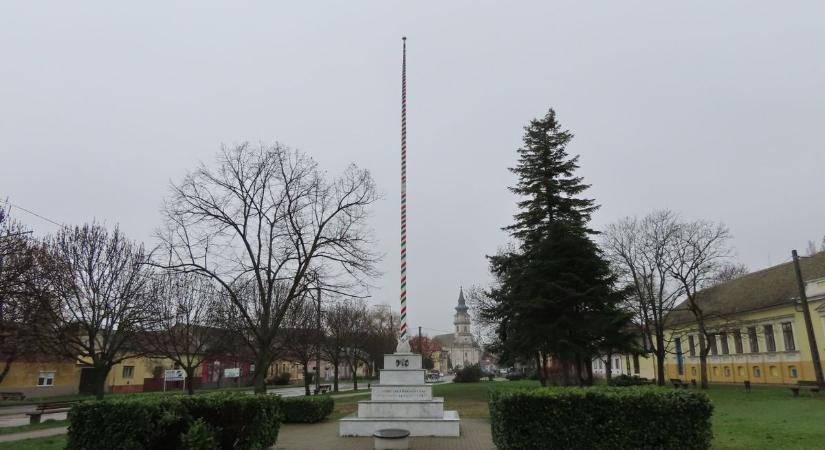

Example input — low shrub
[453,364,482,383]
[271,372,291,385]
[67,392,281,450]
[179,418,219,450]
[505,371,525,381]
[281,395,334,423]
[607,374,651,387]
[489,387,713,450]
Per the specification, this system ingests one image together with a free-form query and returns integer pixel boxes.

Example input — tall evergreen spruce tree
[485,109,633,386]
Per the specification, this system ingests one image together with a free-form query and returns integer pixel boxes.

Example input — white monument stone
[338,352,460,436]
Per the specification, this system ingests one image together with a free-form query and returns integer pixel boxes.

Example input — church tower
[453,288,472,344]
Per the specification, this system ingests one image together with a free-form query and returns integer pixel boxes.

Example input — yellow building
[665,251,825,385]
[0,356,82,398]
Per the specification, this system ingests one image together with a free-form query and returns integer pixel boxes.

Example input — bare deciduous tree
[275,293,320,396]
[40,223,152,399]
[0,208,48,385]
[145,272,226,394]
[323,299,368,391]
[602,210,683,385]
[360,305,398,376]
[667,220,733,389]
[155,143,378,393]
[709,262,749,286]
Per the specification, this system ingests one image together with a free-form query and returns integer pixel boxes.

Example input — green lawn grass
[0,382,309,407]
[432,380,825,449]
[0,419,68,436]
[706,384,825,449]
[5,381,824,449]
[0,435,66,450]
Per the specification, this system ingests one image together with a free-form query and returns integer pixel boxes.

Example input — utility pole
[792,250,825,387]
[315,285,322,394]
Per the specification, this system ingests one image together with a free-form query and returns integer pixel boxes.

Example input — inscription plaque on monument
[372,386,430,401]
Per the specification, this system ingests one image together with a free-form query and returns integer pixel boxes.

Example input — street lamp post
[315,285,322,395]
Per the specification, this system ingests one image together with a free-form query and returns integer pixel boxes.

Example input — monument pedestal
[339,353,460,437]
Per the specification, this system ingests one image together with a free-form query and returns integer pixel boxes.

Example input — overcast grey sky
[2,1,824,335]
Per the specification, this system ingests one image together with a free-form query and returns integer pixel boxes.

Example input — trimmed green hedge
[453,364,482,383]
[67,392,281,450]
[281,395,334,423]
[489,387,713,450]
[606,374,651,387]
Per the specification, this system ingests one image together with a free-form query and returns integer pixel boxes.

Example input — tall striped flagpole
[398,36,410,353]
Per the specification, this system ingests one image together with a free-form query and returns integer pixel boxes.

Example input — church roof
[433,333,455,347]
[455,287,468,313]
[432,332,480,349]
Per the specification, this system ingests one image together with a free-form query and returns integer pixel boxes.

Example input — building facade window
[753,366,761,378]
[633,354,640,374]
[789,366,798,378]
[122,366,135,379]
[37,372,55,386]
[748,327,759,353]
[675,338,684,375]
[720,332,729,355]
[733,330,744,354]
[708,335,718,356]
[764,324,776,352]
[688,335,696,357]
[781,322,796,351]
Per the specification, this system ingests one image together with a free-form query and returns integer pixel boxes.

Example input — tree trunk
[252,351,270,394]
[535,352,546,387]
[605,352,613,381]
[185,366,196,395]
[303,363,311,396]
[0,355,14,385]
[696,324,709,389]
[655,333,666,386]
[352,360,358,391]
[585,359,594,386]
[93,365,108,400]
[575,358,584,386]
[333,362,339,392]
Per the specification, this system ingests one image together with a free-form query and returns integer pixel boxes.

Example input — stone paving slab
[273,418,494,450]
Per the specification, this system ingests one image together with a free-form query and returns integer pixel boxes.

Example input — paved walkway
[273,418,494,450]
[0,426,68,443]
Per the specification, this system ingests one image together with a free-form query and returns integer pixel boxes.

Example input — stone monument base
[339,410,460,437]
[339,352,461,437]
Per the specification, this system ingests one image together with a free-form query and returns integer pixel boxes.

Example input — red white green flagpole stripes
[399,36,409,348]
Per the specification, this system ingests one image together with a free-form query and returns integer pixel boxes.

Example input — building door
[78,367,96,395]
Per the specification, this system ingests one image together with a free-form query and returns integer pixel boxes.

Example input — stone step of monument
[357,397,445,418]
[371,384,433,401]
[379,369,426,385]
[339,410,460,437]
[384,353,423,370]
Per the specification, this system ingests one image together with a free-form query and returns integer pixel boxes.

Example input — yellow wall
[107,356,179,392]
[0,360,82,397]
[665,298,825,385]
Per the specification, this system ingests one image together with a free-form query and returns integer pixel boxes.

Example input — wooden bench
[791,381,821,397]
[669,378,688,389]
[26,401,79,424]
[0,392,25,401]
[374,428,410,450]
[313,384,331,395]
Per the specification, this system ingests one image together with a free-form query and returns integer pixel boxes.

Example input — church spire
[455,287,468,313]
